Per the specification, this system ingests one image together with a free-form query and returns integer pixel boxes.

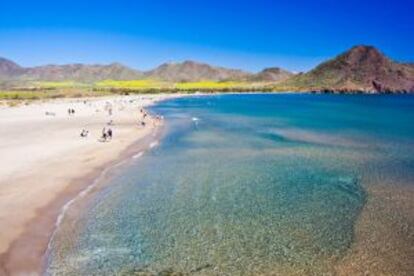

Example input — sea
[46,93,414,275]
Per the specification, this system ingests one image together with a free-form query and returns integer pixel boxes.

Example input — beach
[0,94,413,275]
[0,94,177,275]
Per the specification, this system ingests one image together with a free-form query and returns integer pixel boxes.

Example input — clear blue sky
[0,0,413,72]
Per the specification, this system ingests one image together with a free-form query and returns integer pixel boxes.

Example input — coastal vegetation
[0,81,274,102]
[31,81,86,88]
[96,79,166,89]
[0,89,111,103]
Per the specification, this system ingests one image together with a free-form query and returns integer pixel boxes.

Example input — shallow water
[47,94,414,275]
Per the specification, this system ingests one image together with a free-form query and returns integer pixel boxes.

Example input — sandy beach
[0,94,178,275]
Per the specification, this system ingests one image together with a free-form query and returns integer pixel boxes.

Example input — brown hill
[0,59,143,83]
[251,67,293,82]
[0,58,25,80]
[145,60,252,82]
[22,63,143,82]
[283,45,414,92]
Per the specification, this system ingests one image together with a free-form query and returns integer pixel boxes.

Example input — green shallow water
[47,94,414,275]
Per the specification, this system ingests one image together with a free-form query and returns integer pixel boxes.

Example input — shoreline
[1,127,163,275]
[0,94,178,275]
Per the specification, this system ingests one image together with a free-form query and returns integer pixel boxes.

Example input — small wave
[150,141,159,148]
[132,152,144,159]
[192,117,200,130]
[46,157,130,266]
[48,141,156,256]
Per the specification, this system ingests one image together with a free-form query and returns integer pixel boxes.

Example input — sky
[0,0,413,72]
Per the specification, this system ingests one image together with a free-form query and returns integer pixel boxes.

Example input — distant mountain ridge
[283,45,414,92]
[0,58,292,83]
[0,60,143,82]
[1,45,413,92]
[23,63,143,82]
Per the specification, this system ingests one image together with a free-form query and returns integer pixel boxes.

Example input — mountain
[22,63,143,82]
[251,67,293,82]
[0,59,143,82]
[0,58,25,80]
[283,45,414,92]
[145,60,252,82]
[1,57,293,85]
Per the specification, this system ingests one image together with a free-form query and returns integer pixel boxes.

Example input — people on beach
[68,108,75,115]
[140,108,148,119]
[80,129,89,137]
[105,102,113,116]
[101,127,107,141]
[100,127,113,142]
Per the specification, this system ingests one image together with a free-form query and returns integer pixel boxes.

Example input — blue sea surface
[47,94,414,275]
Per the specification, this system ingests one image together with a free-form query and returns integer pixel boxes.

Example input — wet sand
[335,180,414,276]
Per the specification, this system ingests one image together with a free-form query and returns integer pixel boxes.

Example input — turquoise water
[47,94,414,275]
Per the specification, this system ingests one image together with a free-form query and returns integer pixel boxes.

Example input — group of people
[79,126,113,142]
[101,127,113,142]
[139,108,148,127]
[77,102,113,141]
[140,108,148,119]
[77,102,163,142]
[138,108,164,128]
